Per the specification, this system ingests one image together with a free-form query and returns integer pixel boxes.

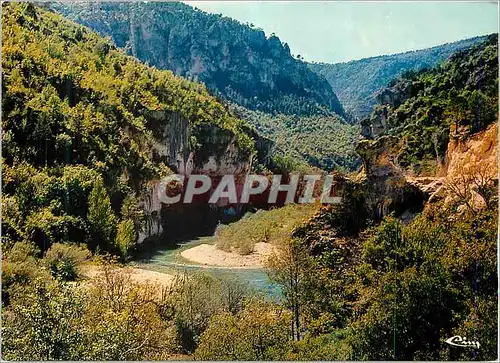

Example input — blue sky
[185,1,498,63]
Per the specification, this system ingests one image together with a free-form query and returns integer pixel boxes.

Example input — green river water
[133,236,280,296]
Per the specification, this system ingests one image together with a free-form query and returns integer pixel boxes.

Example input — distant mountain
[309,35,490,119]
[52,2,345,118]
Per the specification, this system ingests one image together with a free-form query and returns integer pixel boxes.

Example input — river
[133,236,280,296]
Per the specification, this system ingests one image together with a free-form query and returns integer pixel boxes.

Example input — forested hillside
[360,34,498,174]
[188,34,499,360]
[309,35,489,119]
[261,34,498,360]
[232,105,360,172]
[1,2,498,361]
[1,2,254,258]
[53,1,345,117]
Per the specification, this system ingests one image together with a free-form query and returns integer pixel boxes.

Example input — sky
[184,1,498,63]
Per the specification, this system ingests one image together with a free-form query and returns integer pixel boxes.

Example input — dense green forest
[1,2,255,257]
[309,35,489,119]
[232,105,361,172]
[53,1,345,118]
[1,2,498,361]
[361,34,498,174]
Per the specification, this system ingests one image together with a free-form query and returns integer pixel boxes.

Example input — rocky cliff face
[53,1,345,118]
[445,122,498,180]
[138,111,254,243]
[355,118,498,223]
[359,78,415,139]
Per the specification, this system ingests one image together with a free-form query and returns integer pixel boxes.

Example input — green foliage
[195,298,292,360]
[2,2,255,256]
[120,194,144,232]
[348,216,461,360]
[288,191,498,360]
[80,265,177,360]
[234,105,360,172]
[164,272,250,353]
[266,239,316,341]
[1,241,51,305]
[2,279,86,360]
[115,219,135,258]
[287,332,352,360]
[54,2,345,118]
[309,35,490,119]
[43,243,91,281]
[216,204,318,255]
[2,3,498,361]
[2,267,177,360]
[87,178,116,251]
[364,35,498,172]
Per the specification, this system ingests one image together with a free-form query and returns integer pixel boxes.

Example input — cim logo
[445,336,480,349]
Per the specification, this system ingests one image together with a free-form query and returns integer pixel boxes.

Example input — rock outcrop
[354,121,498,222]
[445,122,498,180]
[355,136,426,220]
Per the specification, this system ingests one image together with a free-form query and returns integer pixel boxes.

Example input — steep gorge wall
[139,112,253,243]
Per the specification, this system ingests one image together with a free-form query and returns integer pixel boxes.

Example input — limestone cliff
[445,122,498,180]
[138,111,254,243]
[353,120,498,223]
[53,1,345,118]
[355,136,425,221]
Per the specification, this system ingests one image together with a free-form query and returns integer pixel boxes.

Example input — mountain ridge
[52,1,346,118]
[309,34,493,119]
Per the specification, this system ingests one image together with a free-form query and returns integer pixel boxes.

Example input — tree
[165,273,249,353]
[1,280,85,360]
[115,219,135,258]
[266,239,315,341]
[349,216,461,360]
[195,298,292,360]
[87,178,116,251]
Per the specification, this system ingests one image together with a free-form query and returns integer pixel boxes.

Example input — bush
[115,219,135,259]
[1,279,85,360]
[216,204,318,255]
[1,241,51,305]
[43,243,91,281]
[165,272,250,353]
[195,298,292,360]
[2,266,178,360]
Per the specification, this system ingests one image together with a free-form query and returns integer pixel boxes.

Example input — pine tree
[115,219,135,258]
[87,178,116,251]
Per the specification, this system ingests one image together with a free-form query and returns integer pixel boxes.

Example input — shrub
[115,219,135,259]
[216,204,318,255]
[1,279,85,360]
[44,243,91,281]
[165,272,250,353]
[2,266,178,360]
[1,241,51,305]
[195,298,292,360]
